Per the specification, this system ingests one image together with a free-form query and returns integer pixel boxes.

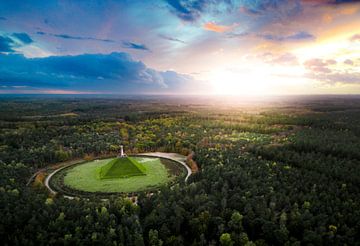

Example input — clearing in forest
[61,156,183,193]
[99,157,146,179]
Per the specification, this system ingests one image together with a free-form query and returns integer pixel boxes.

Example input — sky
[0,0,360,95]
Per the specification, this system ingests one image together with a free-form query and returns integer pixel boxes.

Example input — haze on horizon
[0,0,360,96]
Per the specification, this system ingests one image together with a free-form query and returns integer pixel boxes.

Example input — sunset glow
[0,1,360,95]
[2,2,360,245]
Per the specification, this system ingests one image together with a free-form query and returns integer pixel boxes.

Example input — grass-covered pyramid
[99,157,146,179]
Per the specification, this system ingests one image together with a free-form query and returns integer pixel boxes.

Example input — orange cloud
[322,13,333,23]
[203,22,233,33]
[321,4,359,24]
[340,5,359,15]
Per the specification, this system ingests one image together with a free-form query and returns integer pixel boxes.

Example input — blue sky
[0,0,360,94]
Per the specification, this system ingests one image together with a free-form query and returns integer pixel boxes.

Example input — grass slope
[63,157,174,193]
[99,157,146,179]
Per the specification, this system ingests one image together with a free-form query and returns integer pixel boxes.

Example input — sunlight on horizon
[210,69,268,95]
[208,65,309,96]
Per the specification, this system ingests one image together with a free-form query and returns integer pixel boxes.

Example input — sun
[207,61,310,96]
[210,69,269,95]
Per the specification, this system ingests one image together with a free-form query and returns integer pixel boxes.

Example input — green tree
[220,233,233,246]
[149,229,163,246]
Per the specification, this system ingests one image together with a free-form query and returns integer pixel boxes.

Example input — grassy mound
[61,157,183,193]
[99,156,146,179]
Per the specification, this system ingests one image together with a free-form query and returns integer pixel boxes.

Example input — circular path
[44,152,192,197]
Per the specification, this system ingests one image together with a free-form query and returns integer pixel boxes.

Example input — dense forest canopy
[1,96,360,245]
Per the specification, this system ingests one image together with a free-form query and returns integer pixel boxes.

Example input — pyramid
[99,157,146,179]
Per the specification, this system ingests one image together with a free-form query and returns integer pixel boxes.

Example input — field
[61,157,175,193]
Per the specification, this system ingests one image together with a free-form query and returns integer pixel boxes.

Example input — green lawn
[63,157,172,193]
[99,157,146,179]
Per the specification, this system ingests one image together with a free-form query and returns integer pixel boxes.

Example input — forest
[0,95,360,245]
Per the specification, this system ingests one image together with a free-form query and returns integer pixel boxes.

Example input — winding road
[44,163,73,195]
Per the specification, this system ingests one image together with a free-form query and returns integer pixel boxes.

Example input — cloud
[0,85,28,89]
[304,57,360,85]
[0,33,34,53]
[0,52,191,93]
[0,36,15,53]
[239,6,262,15]
[122,41,150,51]
[259,31,315,41]
[227,30,314,41]
[36,31,115,43]
[158,34,185,43]
[36,32,150,51]
[241,1,292,14]
[160,70,192,89]
[240,0,302,19]
[331,0,360,5]
[165,0,303,23]
[350,34,360,42]
[287,31,315,40]
[203,22,234,33]
[309,72,360,85]
[300,0,360,5]
[226,32,250,38]
[344,59,354,65]
[165,0,209,22]
[304,58,336,73]
[12,33,33,44]
[260,52,299,66]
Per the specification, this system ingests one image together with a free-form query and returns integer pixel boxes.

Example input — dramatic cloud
[0,33,34,53]
[165,0,209,22]
[0,52,191,93]
[12,33,33,44]
[158,34,185,43]
[203,22,234,33]
[122,42,150,51]
[1,0,360,94]
[36,31,114,43]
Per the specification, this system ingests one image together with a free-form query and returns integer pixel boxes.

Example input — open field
[62,157,174,193]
